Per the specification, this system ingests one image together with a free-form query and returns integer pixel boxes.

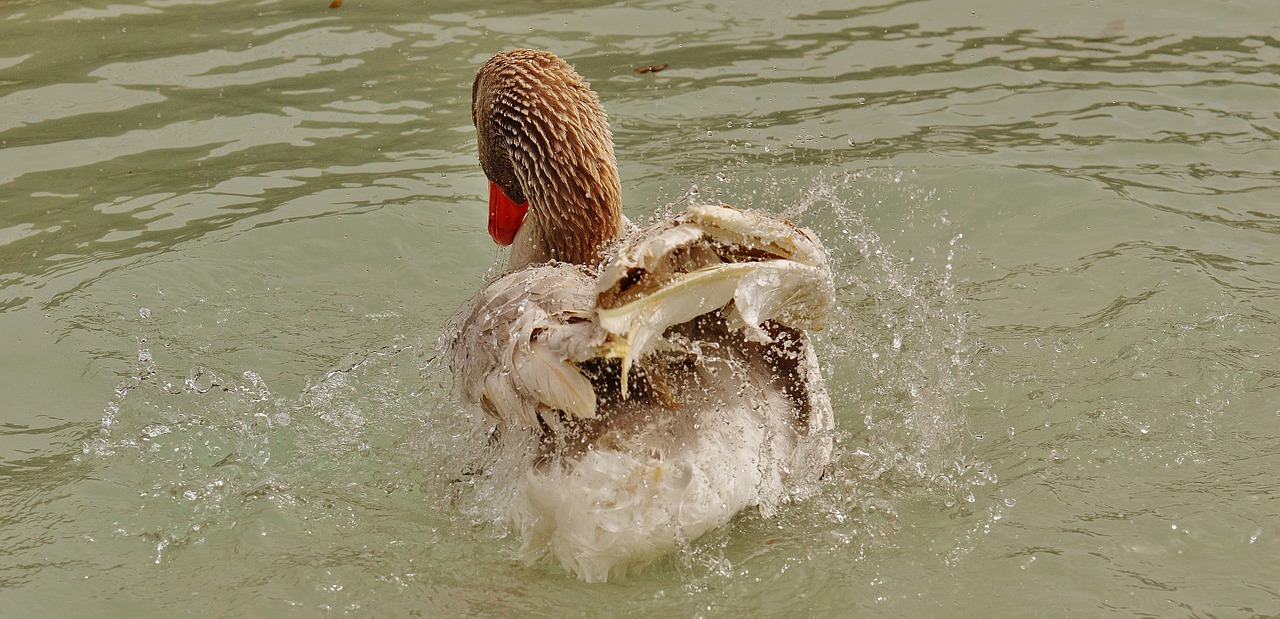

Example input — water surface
[2,0,1278,616]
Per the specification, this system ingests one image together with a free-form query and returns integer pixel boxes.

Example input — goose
[449,49,835,582]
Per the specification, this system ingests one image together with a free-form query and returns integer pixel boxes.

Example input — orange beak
[488,181,529,246]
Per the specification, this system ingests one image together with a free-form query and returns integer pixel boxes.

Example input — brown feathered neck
[472,49,624,268]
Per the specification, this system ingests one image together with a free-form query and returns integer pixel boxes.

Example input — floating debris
[635,63,668,74]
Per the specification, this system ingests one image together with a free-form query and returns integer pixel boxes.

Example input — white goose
[449,49,836,582]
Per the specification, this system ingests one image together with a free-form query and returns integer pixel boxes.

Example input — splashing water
[77,170,990,590]
[684,168,996,562]
[436,169,994,579]
[78,333,488,583]
[799,171,990,500]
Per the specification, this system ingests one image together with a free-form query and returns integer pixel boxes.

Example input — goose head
[472,49,624,269]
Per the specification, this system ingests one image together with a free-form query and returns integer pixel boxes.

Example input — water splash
[438,169,995,582]
[740,169,990,500]
[79,168,991,586]
[675,168,998,568]
[78,333,481,571]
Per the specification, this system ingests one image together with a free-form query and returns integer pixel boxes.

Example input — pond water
[2,0,1278,615]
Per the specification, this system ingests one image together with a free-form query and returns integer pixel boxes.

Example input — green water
[2,0,1278,616]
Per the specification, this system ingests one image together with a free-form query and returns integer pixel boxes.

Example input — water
[2,0,1278,615]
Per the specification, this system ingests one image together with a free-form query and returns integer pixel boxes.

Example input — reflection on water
[2,0,1279,615]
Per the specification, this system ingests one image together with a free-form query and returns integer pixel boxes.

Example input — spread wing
[594,203,835,393]
[450,203,835,428]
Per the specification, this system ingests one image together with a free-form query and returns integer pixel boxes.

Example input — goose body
[449,50,836,582]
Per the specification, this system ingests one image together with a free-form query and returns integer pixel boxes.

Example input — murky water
[2,0,1278,615]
